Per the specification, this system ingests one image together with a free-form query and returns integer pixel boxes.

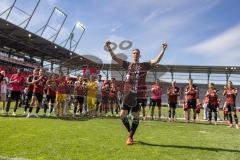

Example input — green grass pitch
[0,106,240,160]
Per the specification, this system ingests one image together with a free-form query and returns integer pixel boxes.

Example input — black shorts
[187,99,197,109]
[8,91,21,100]
[46,95,56,104]
[27,91,33,100]
[137,99,147,108]
[102,96,109,104]
[169,102,177,108]
[207,104,217,112]
[109,97,117,104]
[121,103,140,113]
[33,93,43,103]
[75,96,84,104]
[121,99,146,112]
[226,104,236,113]
[151,98,161,107]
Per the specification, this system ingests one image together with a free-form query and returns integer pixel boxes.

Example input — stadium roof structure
[102,63,240,74]
[101,63,240,83]
[0,17,96,69]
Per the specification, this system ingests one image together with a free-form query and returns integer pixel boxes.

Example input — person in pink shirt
[150,81,162,120]
[5,69,25,116]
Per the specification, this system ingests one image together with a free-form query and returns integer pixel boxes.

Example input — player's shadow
[135,141,240,153]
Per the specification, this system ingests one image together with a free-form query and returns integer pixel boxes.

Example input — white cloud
[185,24,240,56]
[46,0,58,7]
[110,23,122,33]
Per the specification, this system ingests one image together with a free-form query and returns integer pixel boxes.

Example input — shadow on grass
[135,141,240,153]
[0,114,120,122]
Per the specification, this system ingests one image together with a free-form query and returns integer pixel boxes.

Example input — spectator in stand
[4,69,25,116]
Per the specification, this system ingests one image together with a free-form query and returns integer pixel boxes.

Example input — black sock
[6,98,11,112]
[74,105,77,114]
[129,117,139,138]
[80,105,83,113]
[44,104,48,113]
[214,112,217,122]
[173,110,176,119]
[193,111,196,120]
[158,107,161,118]
[168,109,171,119]
[24,103,29,112]
[121,117,131,132]
[36,107,40,114]
[50,104,54,113]
[142,107,146,117]
[229,114,233,124]
[111,106,114,115]
[151,106,154,118]
[29,107,33,113]
[208,111,212,121]
[234,114,238,124]
[13,101,19,112]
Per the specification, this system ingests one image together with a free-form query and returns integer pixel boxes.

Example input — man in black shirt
[105,41,167,145]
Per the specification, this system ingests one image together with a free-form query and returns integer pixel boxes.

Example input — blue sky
[1,0,240,66]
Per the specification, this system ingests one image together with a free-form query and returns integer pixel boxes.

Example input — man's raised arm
[104,41,124,66]
[149,42,168,65]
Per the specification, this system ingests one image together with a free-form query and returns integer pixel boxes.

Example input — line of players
[1,68,121,118]
[0,68,239,129]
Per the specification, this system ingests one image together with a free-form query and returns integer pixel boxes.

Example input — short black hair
[132,48,140,54]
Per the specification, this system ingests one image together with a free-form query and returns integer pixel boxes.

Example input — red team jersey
[56,78,67,94]
[10,74,25,91]
[122,61,152,99]
[151,84,162,100]
[33,76,47,94]
[27,74,34,92]
[46,79,58,96]
[109,84,117,98]
[75,82,85,96]
[225,88,237,105]
[168,86,180,103]
[207,88,218,105]
[185,85,198,100]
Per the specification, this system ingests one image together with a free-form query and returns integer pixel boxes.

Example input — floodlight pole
[5,0,17,20]
[73,28,85,52]
[53,8,67,42]
[64,25,76,48]
[24,0,41,29]
[40,7,56,36]
[69,32,74,51]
